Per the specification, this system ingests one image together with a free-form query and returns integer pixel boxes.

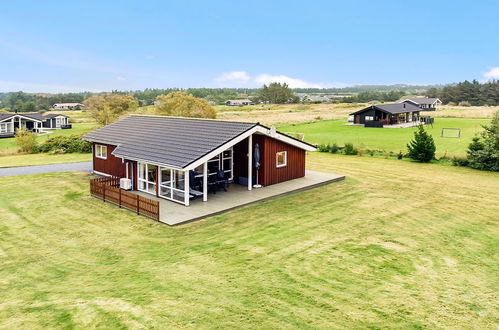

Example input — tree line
[427,80,499,106]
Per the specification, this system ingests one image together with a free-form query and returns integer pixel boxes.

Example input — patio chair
[216,170,228,192]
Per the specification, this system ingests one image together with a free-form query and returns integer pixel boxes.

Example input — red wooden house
[83,115,316,206]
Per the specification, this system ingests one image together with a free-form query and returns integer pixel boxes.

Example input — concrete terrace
[137,170,345,226]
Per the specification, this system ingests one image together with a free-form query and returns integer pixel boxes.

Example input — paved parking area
[0,162,92,177]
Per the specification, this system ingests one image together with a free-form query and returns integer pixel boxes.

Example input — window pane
[147,182,156,194]
[160,186,171,198]
[139,180,146,191]
[138,163,145,179]
[160,168,171,186]
[174,170,185,190]
[223,159,232,171]
[277,151,286,167]
[172,189,184,202]
[208,160,219,173]
[147,165,157,183]
[223,149,232,158]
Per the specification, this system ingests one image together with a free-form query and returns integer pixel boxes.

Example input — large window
[276,151,287,168]
[56,117,63,127]
[0,122,13,134]
[193,147,233,181]
[138,163,157,195]
[159,167,185,203]
[95,144,107,159]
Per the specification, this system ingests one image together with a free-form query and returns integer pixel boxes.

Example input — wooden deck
[136,170,345,226]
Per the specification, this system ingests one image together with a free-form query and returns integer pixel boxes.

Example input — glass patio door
[137,162,157,195]
[159,167,186,203]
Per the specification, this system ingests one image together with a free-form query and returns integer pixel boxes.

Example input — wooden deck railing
[90,176,160,221]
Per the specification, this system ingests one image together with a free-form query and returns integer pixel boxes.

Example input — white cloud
[116,76,126,81]
[144,55,155,60]
[484,67,499,80]
[254,74,324,88]
[215,71,251,83]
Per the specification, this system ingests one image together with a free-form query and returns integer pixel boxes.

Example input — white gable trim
[184,125,315,171]
[0,114,43,123]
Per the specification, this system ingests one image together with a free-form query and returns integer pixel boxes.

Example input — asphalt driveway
[0,162,92,177]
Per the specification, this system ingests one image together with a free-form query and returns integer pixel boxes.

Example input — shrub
[397,151,404,160]
[14,129,38,153]
[458,101,471,107]
[36,135,92,154]
[452,157,470,167]
[317,143,330,152]
[407,125,436,162]
[343,143,358,155]
[329,143,339,154]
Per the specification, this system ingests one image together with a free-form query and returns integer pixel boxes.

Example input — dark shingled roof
[0,113,13,121]
[350,103,421,115]
[0,112,65,122]
[404,97,440,104]
[82,115,258,168]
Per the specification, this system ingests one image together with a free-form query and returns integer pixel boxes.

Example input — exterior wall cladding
[253,134,305,186]
[92,143,125,177]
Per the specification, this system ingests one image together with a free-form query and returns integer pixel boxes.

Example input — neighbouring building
[401,97,442,111]
[225,99,254,106]
[349,103,424,127]
[82,115,316,206]
[0,113,71,138]
[52,103,85,110]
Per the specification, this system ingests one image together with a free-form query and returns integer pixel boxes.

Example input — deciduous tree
[154,92,216,118]
[84,93,138,125]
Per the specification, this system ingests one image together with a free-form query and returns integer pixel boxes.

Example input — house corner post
[248,135,253,191]
[203,162,208,202]
[184,170,190,206]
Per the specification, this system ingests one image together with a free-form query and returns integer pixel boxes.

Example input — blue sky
[1,0,498,92]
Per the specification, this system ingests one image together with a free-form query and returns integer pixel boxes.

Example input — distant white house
[52,103,85,110]
[225,99,253,106]
[401,97,442,111]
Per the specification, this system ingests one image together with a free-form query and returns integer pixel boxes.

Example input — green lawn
[0,123,96,154]
[0,153,91,168]
[280,118,488,157]
[0,153,497,328]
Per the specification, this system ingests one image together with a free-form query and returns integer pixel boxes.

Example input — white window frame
[0,122,13,134]
[276,151,287,168]
[365,116,374,121]
[95,144,107,159]
[197,147,233,181]
[137,162,157,195]
[158,166,186,204]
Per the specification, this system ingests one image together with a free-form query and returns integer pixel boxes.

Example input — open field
[280,118,488,157]
[216,104,497,126]
[424,105,499,119]
[0,153,91,168]
[217,103,364,125]
[0,153,497,328]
